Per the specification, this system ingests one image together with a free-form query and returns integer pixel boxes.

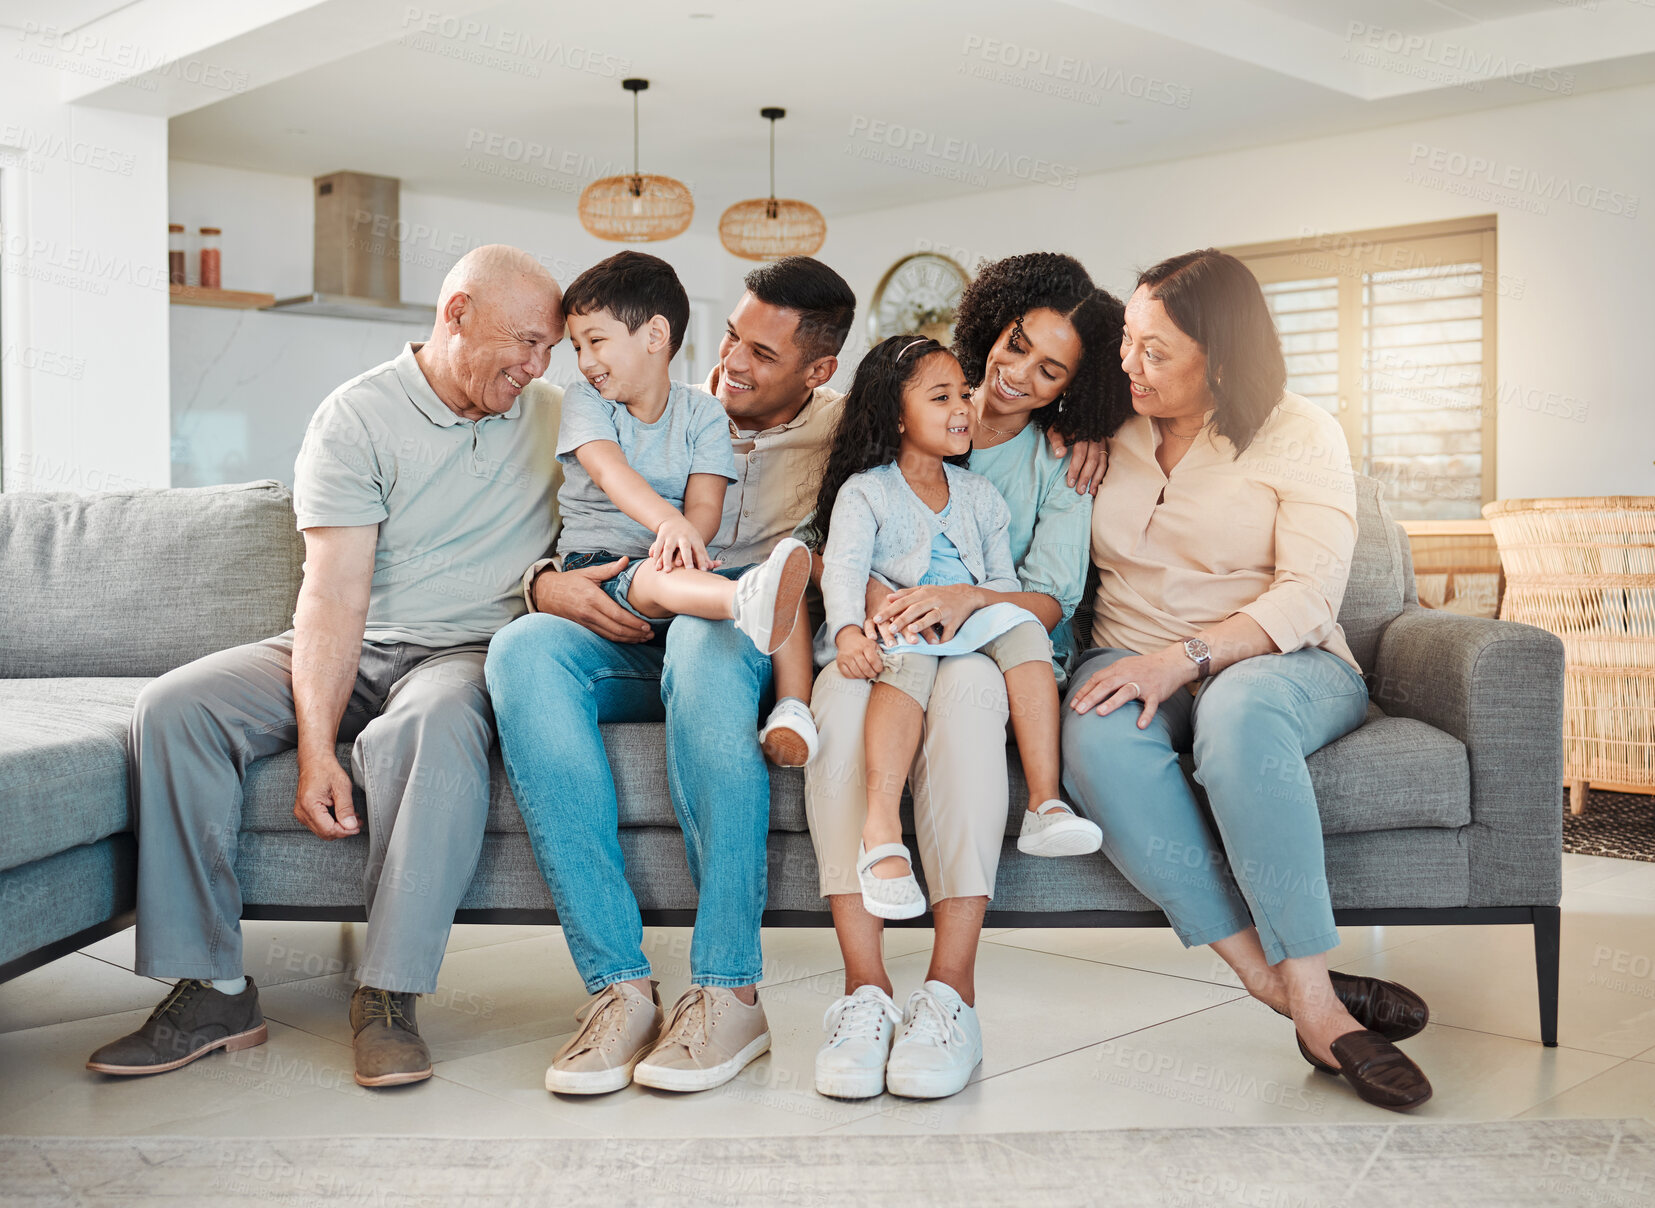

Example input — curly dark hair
[800,334,968,550]
[950,251,1131,444]
[1136,249,1285,455]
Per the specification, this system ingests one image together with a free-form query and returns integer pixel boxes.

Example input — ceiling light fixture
[718,107,825,261]
[578,78,694,243]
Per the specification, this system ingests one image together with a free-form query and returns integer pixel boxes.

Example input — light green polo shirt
[293,343,562,647]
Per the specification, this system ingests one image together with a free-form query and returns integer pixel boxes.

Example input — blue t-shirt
[555,378,736,559]
[919,500,973,586]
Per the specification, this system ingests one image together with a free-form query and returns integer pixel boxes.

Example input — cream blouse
[1089,391,1360,671]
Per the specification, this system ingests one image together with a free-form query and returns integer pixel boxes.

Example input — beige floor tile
[0,955,167,1036]
[983,923,1417,994]
[1563,854,1647,893]
[254,933,588,1063]
[1516,1058,1655,1120]
[1581,860,1655,903]
[1332,890,1655,1057]
[824,995,1622,1136]
[444,923,562,952]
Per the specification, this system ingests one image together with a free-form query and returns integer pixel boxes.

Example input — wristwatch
[1182,637,1212,680]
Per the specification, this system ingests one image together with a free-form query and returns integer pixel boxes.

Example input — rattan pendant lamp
[578,78,693,243]
[719,107,826,261]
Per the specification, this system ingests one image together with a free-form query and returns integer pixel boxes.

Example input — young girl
[810,334,1102,920]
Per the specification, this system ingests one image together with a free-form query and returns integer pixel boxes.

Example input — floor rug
[1565,788,1655,863]
[4,1119,1652,1206]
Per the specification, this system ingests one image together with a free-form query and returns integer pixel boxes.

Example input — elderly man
[486,256,855,1095]
[87,245,565,1089]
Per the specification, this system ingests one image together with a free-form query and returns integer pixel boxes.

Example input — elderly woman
[805,252,1131,1101]
[1061,249,1433,1112]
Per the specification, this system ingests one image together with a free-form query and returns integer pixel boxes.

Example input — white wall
[820,82,1655,499]
[168,160,744,486]
[1,54,171,493]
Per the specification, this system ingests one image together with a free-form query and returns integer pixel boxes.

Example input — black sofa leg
[1533,905,1561,1047]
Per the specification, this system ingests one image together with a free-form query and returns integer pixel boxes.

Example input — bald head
[419,243,565,420]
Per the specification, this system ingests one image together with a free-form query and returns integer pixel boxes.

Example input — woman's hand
[1068,646,1195,728]
[875,584,982,645]
[649,513,713,573]
[836,625,884,680]
[864,577,898,645]
[1045,431,1109,495]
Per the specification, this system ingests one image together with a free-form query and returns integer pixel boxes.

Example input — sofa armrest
[1372,605,1564,907]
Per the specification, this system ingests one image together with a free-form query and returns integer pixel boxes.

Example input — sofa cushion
[237,723,814,835]
[1337,476,1411,673]
[0,678,150,872]
[1305,703,1471,834]
[0,481,305,678]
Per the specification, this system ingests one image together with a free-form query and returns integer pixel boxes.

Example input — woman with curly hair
[803,252,1131,1102]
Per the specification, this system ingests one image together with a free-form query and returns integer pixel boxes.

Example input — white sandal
[857,842,926,920]
[1017,799,1103,857]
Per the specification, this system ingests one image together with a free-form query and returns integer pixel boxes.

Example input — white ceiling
[50,0,1655,219]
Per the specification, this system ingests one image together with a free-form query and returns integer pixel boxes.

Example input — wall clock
[867,252,971,345]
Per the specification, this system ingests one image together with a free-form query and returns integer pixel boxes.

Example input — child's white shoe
[731,538,809,655]
[857,842,926,920]
[1017,799,1103,857]
[759,697,818,767]
[815,984,902,1099]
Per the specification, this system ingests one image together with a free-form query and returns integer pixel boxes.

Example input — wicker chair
[1484,497,1655,814]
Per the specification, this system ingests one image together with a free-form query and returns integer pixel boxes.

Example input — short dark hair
[951,251,1132,444]
[562,250,690,358]
[1136,249,1286,454]
[742,257,856,362]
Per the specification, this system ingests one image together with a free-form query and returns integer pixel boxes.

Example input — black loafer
[1329,972,1429,1041]
[1298,1028,1433,1111]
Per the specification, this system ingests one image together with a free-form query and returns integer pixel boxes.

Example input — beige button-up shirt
[1089,391,1360,670]
[703,365,845,569]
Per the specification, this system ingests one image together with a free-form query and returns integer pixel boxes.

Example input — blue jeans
[1060,646,1369,965]
[485,577,774,992]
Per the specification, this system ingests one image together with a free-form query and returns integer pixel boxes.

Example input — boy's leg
[771,598,815,701]
[759,603,818,767]
[625,560,736,622]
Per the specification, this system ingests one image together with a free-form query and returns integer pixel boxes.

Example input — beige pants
[805,654,1012,901]
[874,619,1053,708]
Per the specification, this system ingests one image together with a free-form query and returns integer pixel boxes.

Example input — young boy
[554,251,816,751]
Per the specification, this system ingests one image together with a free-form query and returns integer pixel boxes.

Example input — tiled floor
[2,853,1652,1137]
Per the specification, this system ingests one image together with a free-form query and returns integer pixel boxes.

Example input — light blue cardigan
[819,461,1021,656]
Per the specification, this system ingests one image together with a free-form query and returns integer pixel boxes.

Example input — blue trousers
[1060,647,1369,965]
[485,591,773,992]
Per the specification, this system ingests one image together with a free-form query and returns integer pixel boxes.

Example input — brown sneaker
[349,987,432,1088]
[545,981,663,1095]
[86,978,266,1075]
[632,986,770,1092]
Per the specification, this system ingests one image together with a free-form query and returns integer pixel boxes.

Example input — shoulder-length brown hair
[1136,249,1285,454]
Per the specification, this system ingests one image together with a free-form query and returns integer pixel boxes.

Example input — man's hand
[293,751,360,839]
[836,625,884,680]
[649,513,714,572]
[1045,430,1109,495]
[534,559,655,642]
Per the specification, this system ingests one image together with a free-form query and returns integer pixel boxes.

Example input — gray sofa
[0,478,1566,1043]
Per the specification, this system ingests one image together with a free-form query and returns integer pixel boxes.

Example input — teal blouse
[968,423,1093,683]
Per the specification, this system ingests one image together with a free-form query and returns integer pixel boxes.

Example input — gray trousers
[131,631,493,994]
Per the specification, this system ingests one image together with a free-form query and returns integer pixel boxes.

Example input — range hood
[265,171,437,324]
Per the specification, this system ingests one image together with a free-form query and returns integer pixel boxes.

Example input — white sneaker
[815,984,902,1099]
[759,696,818,767]
[1017,799,1103,857]
[731,538,810,655]
[885,980,982,1099]
[857,841,926,920]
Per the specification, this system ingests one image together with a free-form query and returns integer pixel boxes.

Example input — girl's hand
[876,584,981,645]
[836,625,883,680]
[650,514,712,573]
[864,578,898,645]
[1067,646,1195,728]
[1045,431,1109,495]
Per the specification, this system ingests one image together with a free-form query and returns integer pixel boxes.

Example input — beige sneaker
[545,981,663,1095]
[631,986,771,1092]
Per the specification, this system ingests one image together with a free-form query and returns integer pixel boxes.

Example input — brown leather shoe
[1329,972,1429,1041]
[1298,1029,1432,1110]
[349,987,432,1088]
